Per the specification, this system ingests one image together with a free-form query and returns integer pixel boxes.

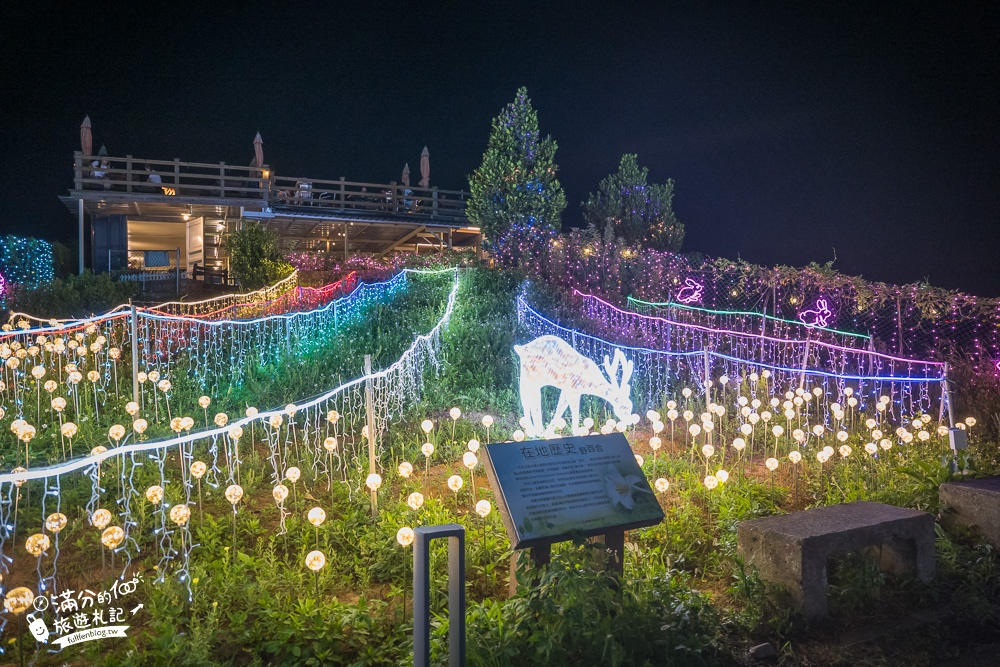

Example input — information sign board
[482,433,664,550]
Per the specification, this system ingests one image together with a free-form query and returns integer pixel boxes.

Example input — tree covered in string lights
[582,154,684,252]
[0,235,55,290]
[467,87,566,266]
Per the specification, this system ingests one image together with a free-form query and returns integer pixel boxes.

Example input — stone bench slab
[737,501,935,618]
[940,476,1000,548]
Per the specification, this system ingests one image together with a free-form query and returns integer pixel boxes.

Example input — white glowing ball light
[654,478,669,493]
[475,500,492,518]
[398,462,413,478]
[305,550,326,572]
[463,452,478,470]
[397,527,415,547]
[366,473,382,492]
[420,419,434,434]
[447,475,463,492]
[468,439,480,452]
[407,492,424,511]
[765,457,779,471]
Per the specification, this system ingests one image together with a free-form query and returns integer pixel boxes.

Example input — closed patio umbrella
[419,146,429,188]
[253,132,264,168]
[401,163,410,187]
[80,116,92,156]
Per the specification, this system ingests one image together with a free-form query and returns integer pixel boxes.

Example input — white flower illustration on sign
[604,468,644,510]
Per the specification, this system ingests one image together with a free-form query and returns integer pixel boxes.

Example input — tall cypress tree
[582,154,684,252]
[467,88,566,264]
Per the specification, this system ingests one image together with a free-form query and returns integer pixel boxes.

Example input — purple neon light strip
[520,297,944,383]
[573,289,943,367]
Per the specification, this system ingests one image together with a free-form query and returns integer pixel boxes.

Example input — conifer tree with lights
[467,87,566,266]
[582,154,684,252]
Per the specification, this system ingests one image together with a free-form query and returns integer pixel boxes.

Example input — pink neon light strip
[573,289,944,367]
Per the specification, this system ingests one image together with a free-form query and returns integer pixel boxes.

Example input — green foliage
[467,87,566,264]
[448,547,720,666]
[6,270,137,318]
[226,221,294,290]
[427,266,522,412]
[51,241,77,278]
[582,154,684,251]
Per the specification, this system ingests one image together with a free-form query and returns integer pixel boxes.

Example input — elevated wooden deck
[62,152,481,267]
[65,152,471,225]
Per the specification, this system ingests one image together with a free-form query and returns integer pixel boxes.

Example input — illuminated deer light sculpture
[514,335,634,437]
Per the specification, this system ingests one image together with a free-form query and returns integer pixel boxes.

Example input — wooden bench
[737,501,935,618]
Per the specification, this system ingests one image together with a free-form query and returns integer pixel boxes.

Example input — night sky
[2,2,998,294]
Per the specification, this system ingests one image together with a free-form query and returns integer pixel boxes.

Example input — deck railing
[270,175,468,220]
[72,152,470,222]
[73,153,268,200]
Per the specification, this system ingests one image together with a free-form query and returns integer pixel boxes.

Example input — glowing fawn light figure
[798,298,833,328]
[514,335,634,437]
[676,278,704,304]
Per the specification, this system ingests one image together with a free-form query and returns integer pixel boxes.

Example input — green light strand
[626,295,871,340]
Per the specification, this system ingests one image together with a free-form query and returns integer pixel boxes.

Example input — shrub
[442,547,721,666]
[6,271,137,319]
[226,222,294,289]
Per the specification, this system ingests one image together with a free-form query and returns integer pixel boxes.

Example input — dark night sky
[2,2,998,293]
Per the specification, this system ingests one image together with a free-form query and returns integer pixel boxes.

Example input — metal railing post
[130,300,140,404]
[798,339,811,391]
[74,151,83,190]
[364,354,377,517]
[78,198,85,275]
[413,524,466,667]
